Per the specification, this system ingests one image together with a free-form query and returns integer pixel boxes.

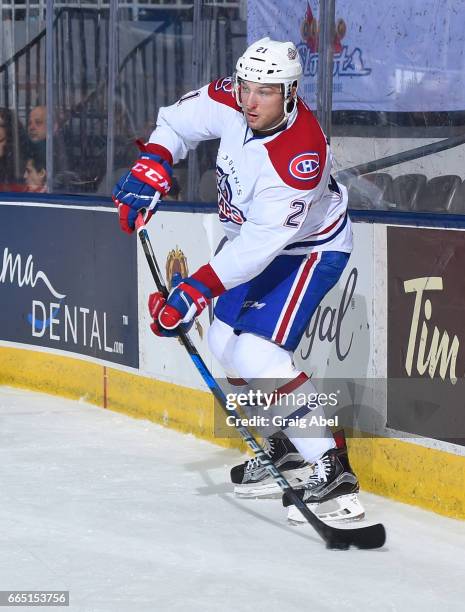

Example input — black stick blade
[325,523,386,550]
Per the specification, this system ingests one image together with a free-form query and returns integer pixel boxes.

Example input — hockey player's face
[240,81,284,131]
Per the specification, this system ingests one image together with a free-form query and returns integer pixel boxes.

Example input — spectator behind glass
[27,104,70,189]
[27,105,47,143]
[24,148,47,193]
[0,107,28,190]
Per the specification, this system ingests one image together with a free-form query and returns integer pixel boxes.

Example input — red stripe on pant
[274,252,318,345]
[275,372,308,396]
[227,377,248,386]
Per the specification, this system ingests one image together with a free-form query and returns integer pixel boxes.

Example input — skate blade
[234,465,314,499]
[287,494,365,525]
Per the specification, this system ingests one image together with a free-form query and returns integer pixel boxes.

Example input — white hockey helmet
[234,37,302,117]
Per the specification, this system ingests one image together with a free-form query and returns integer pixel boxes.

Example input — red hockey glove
[148,265,225,337]
[148,272,196,337]
[112,142,173,234]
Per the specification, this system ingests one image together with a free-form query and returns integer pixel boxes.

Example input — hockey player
[112,37,363,523]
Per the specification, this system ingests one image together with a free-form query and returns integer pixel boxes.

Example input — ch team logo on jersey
[214,77,233,93]
[216,165,246,226]
[289,152,320,181]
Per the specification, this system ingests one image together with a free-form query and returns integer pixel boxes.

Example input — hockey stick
[136,199,386,550]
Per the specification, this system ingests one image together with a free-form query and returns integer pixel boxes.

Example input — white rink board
[138,212,215,389]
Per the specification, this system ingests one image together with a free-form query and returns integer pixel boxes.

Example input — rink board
[1,198,465,519]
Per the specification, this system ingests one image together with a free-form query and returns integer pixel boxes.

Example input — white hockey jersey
[149,77,352,290]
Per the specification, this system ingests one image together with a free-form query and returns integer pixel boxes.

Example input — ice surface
[1,386,464,612]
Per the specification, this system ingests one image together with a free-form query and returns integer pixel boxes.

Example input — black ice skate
[230,433,313,498]
[282,446,365,523]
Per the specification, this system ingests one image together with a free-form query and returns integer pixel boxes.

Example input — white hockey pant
[208,318,335,463]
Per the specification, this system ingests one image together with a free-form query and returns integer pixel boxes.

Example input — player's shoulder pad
[207,77,242,112]
[265,99,328,191]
